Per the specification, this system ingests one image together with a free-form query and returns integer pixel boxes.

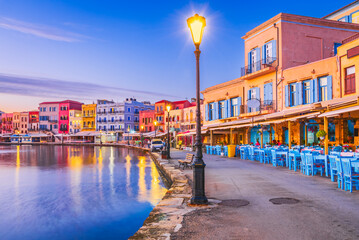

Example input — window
[338,16,349,22]
[351,11,359,24]
[345,66,355,94]
[127,107,131,112]
[230,98,238,117]
[218,101,225,119]
[43,107,47,112]
[251,89,256,100]
[250,49,257,72]
[303,80,311,104]
[290,83,297,106]
[264,42,273,64]
[318,76,328,101]
[128,116,131,121]
[208,103,214,121]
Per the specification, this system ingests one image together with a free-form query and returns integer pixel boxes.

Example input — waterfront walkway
[168,149,359,240]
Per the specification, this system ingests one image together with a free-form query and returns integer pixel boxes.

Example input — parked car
[151,139,164,152]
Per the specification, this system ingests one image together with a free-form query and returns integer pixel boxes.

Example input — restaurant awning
[318,105,359,118]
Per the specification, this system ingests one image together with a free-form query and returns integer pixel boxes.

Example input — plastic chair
[342,158,359,192]
[206,146,210,154]
[328,155,337,182]
[335,157,344,190]
[223,146,228,157]
[216,145,222,155]
[264,149,271,164]
[271,150,284,167]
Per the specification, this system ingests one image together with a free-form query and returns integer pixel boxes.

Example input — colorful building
[69,109,82,134]
[82,103,96,131]
[59,100,83,134]
[202,6,359,149]
[19,112,29,134]
[139,110,155,132]
[12,112,21,134]
[1,113,13,134]
[28,111,39,133]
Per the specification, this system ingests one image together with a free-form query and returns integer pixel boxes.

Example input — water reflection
[0,145,167,240]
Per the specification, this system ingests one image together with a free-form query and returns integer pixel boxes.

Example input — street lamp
[187,13,208,205]
[154,121,158,138]
[99,130,102,144]
[141,125,144,148]
[166,105,171,159]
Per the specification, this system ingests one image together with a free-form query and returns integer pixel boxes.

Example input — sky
[0,0,354,112]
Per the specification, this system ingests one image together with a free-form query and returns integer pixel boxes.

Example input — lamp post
[141,125,144,148]
[166,105,171,159]
[99,130,102,144]
[187,13,208,204]
[154,121,157,138]
[127,125,130,145]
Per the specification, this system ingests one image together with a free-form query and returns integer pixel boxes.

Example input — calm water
[0,145,167,240]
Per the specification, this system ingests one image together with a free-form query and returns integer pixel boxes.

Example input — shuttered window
[318,76,328,101]
[303,80,311,104]
[218,101,225,119]
[345,66,356,95]
[290,83,297,106]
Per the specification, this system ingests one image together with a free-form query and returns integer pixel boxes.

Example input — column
[288,121,292,149]
[324,117,329,155]
[269,124,273,144]
[305,124,308,146]
[230,128,233,145]
[210,130,213,146]
[260,126,263,148]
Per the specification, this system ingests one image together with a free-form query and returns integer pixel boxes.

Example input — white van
[151,139,163,152]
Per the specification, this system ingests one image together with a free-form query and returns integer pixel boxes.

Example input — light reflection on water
[0,145,167,240]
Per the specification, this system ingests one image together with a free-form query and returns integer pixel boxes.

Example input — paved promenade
[168,149,359,240]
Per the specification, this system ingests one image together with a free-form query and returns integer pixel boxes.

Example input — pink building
[39,100,83,134]
[59,100,83,134]
[1,113,13,134]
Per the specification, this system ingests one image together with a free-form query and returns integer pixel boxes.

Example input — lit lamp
[166,105,171,159]
[154,121,158,138]
[187,13,208,204]
[99,130,103,144]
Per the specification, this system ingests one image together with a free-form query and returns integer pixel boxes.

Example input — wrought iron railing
[241,100,276,114]
[241,57,276,77]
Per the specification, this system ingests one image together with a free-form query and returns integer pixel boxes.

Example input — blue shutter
[226,99,231,118]
[310,79,314,103]
[268,82,273,101]
[346,15,350,23]
[205,104,208,121]
[256,87,260,112]
[214,102,218,120]
[224,100,228,119]
[247,89,251,112]
[263,84,268,101]
[237,97,242,115]
[262,45,266,63]
[255,48,260,70]
[313,78,318,102]
[285,85,289,107]
[297,82,303,105]
[248,52,252,73]
[327,75,333,100]
[272,40,277,60]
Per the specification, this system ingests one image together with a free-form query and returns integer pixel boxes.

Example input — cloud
[0,73,182,103]
[0,17,87,42]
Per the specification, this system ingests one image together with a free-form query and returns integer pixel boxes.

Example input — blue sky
[0,0,353,112]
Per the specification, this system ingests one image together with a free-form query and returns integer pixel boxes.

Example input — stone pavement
[168,149,359,240]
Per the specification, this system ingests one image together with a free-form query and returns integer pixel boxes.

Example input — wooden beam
[324,117,329,155]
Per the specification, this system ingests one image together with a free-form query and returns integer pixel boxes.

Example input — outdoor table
[258,149,265,163]
[314,155,328,177]
[288,152,301,171]
[351,160,359,173]
[276,151,288,167]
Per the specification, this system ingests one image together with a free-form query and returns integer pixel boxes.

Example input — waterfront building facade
[69,110,82,134]
[97,98,154,133]
[1,113,13,134]
[19,112,29,134]
[139,110,155,132]
[28,111,39,133]
[82,104,96,131]
[202,5,359,149]
[12,112,21,134]
[59,100,83,134]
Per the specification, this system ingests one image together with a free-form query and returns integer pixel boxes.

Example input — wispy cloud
[0,17,87,42]
[0,73,181,102]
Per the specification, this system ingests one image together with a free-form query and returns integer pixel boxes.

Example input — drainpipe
[274,23,279,111]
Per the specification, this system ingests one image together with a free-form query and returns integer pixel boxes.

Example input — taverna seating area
[206,145,359,193]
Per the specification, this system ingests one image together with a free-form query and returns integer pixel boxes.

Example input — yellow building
[69,110,82,134]
[82,104,96,131]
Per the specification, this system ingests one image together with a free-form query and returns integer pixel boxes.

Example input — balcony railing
[48,120,58,123]
[241,57,276,77]
[241,100,276,114]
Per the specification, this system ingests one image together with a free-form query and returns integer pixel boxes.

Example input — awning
[318,105,359,117]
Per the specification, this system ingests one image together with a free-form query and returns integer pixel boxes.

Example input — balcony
[240,100,276,115]
[241,57,276,80]
[48,120,58,123]
[83,114,95,118]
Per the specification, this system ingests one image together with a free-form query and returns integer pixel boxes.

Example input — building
[28,111,39,133]
[19,112,29,134]
[323,0,359,23]
[97,98,154,132]
[202,4,359,148]
[39,100,83,134]
[1,113,12,134]
[82,103,96,131]
[139,110,155,132]
[12,112,21,134]
[69,109,82,134]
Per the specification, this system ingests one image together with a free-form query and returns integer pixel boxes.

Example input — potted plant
[316,130,327,140]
